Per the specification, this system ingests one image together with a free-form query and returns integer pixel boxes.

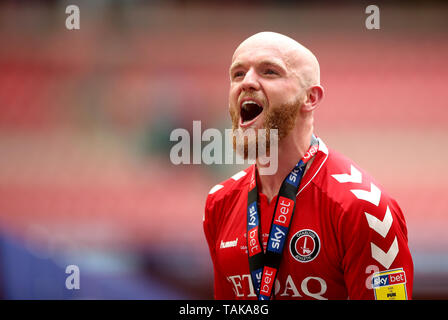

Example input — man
[203,32,413,300]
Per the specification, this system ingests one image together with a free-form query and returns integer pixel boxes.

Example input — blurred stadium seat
[0,1,447,299]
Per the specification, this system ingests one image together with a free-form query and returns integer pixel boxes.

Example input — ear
[302,85,324,112]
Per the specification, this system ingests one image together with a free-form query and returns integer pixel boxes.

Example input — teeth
[242,100,260,107]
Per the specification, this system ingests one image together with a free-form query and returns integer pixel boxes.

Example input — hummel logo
[220,238,238,249]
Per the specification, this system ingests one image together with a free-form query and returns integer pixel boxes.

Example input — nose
[241,68,260,91]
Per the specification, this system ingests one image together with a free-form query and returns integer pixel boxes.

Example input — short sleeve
[338,191,414,300]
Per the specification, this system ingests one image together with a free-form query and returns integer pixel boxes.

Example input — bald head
[232,32,320,88]
[228,31,324,161]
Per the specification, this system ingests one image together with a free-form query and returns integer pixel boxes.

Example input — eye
[264,68,278,75]
[233,71,245,79]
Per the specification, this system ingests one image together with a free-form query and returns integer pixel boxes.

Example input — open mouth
[240,100,264,126]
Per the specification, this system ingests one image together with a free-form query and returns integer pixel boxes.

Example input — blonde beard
[229,98,301,160]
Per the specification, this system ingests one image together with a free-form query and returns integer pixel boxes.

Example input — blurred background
[0,0,447,299]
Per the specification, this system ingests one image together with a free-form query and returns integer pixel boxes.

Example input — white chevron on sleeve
[371,236,399,269]
[332,163,398,269]
[209,184,224,194]
[351,183,381,206]
[331,165,362,184]
[365,206,393,238]
[231,170,247,181]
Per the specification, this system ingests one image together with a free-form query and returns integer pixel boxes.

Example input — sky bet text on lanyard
[247,136,319,300]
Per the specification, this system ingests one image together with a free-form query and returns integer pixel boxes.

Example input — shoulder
[311,144,408,236]
[204,165,253,216]
[315,145,408,241]
[314,145,411,274]
[314,147,392,213]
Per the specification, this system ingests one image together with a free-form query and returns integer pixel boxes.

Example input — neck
[257,124,314,203]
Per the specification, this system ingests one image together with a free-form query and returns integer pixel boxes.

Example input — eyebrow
[229,59,286,74]
[258,60,286,70]
[229,61,245,74]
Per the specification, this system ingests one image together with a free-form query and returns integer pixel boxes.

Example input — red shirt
[203,138,413,300]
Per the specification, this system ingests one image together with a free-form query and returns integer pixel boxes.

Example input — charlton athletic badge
[289,229,320,263]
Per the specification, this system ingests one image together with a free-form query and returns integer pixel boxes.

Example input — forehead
[230,42,293,70]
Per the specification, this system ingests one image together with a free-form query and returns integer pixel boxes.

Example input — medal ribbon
[246,136,319,300]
